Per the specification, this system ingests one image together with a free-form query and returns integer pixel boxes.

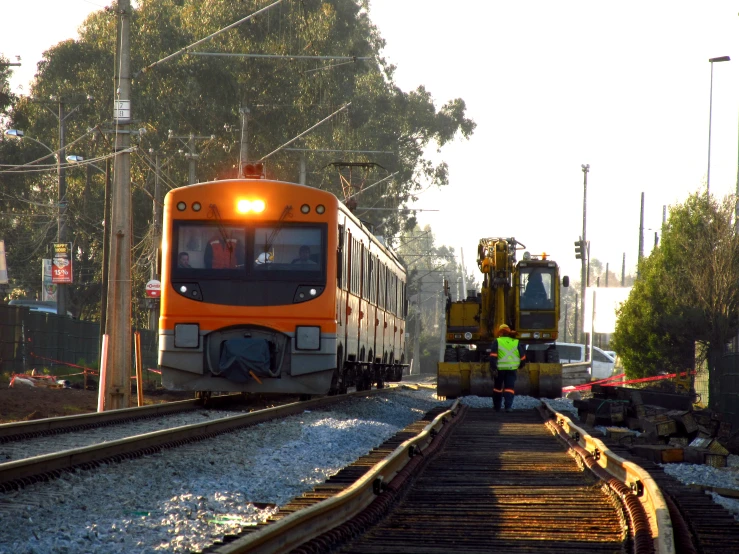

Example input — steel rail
[0,394,239,443]
[542,403,675,554]
[0,387,397,490]
[211,400,461,554]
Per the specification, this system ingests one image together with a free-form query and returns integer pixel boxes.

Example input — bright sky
[4,1,739,281]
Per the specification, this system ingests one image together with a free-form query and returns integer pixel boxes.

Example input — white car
[553,343,616,380]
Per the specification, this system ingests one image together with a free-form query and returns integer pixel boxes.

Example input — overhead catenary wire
[260,102,352,161]
[136,0,285,77]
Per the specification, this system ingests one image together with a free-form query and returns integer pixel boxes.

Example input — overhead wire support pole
[260,103,351,161]
[136,0,284,77]
[103,0,132,411]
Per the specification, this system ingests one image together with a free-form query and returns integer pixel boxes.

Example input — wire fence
[0,304,158,382]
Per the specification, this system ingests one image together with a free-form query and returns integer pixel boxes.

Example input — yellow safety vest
[497,337,521,370]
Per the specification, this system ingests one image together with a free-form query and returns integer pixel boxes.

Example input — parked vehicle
[7,299,73,317]
[554,343,615,380]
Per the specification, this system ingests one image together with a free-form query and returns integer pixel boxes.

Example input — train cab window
[175,224,245,270]
[253,226,323,272]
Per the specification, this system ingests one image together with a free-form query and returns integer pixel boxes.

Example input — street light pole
[707,55,731,196]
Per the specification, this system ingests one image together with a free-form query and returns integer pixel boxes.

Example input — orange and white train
[159,177,407,396]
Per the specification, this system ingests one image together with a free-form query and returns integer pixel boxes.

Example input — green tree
[612,192,739,406]
[2,0,474,324]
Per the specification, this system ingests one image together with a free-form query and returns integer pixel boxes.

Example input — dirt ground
[0,386,194,424]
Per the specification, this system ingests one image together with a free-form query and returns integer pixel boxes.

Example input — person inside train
[291,245,317,265]
[204,235,244,269]
[178,252,192,268]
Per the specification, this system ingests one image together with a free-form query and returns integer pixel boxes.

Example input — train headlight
[174,323,199,348]
[464,332,473,340]
[252,199,265,213]
[316,204,325,214]
[296,326,321,350]
[237,199,252,213]
[533,332,541,339]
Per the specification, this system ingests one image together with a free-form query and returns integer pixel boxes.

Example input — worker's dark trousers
[492,369,517,410]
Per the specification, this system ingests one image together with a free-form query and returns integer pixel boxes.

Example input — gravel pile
[0,389,451,554]
[0,410,239,462]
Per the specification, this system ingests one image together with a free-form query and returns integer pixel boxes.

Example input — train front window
[519,267,554,310]
[253,226,323,272]
[175,224,246,270]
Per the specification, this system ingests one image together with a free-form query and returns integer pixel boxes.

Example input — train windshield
[519,267,554,310]
[253,226,322,271]
[173,222,325,278]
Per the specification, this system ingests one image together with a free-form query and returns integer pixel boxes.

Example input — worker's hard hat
[255,252,273,264]
[498,324,510,331]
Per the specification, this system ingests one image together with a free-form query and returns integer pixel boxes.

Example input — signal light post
[580,164,589,347]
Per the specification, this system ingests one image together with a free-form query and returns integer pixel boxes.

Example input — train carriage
[159,177,407,396]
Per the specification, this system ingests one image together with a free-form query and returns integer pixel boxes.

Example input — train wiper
[208,203,234,256]
[260,204,293,256]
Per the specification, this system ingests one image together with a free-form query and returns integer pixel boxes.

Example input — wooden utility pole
[621,253,626,286]
[102,0,132,410]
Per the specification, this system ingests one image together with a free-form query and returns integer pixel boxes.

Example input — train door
[337,221,347,367]
[357,241,369,362]
[368,252,379,363]
[346,231,359,362]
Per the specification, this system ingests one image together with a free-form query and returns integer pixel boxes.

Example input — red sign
[146,279,161,298]
[51,243,73,284]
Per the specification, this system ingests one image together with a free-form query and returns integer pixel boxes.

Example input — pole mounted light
[707,55,731,196]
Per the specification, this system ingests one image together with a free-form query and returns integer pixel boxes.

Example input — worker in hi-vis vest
[489,324,527,412]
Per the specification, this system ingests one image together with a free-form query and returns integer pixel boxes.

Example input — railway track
[0,387,397,493]
[209,403,671,554]
[0,393,240,444]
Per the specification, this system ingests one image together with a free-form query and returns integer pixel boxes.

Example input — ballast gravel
[0,389,453,554]
[3,387,739,552]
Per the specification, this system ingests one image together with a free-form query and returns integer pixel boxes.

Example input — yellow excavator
[437,237,569,399]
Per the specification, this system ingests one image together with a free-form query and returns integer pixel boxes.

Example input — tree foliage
[612,192,739,401]
[0,0,475,324]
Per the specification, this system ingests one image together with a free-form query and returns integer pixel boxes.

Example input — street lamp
[707,56,731,196]
[4,129,56,158]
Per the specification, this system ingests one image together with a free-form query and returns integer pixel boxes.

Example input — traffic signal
[574,239,584,260]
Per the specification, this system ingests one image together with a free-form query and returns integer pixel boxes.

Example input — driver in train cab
[291,245,317,265]
[204,235,244,269]
[489,324,527,413]
[178,252,192,268]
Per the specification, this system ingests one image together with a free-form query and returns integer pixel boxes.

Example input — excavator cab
[437,240,566,399]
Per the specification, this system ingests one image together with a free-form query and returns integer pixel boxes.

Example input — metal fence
[0,304,158,379]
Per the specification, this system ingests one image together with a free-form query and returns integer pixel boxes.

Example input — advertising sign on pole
[0,240,8,284]
[42,259,57,302]
[51,242,73,284]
